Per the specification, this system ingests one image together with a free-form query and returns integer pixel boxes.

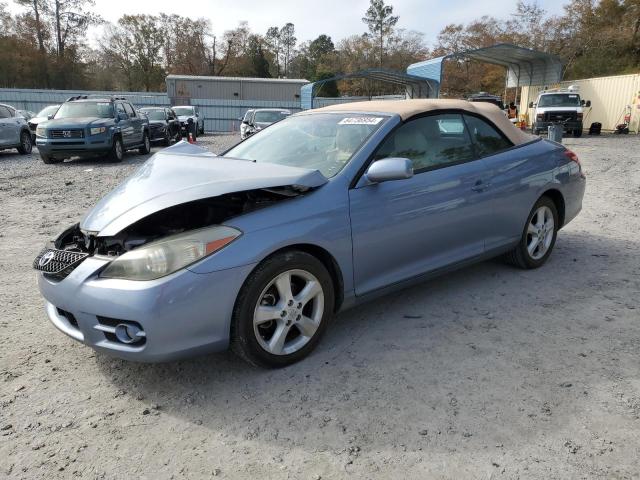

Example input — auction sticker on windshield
[338,117,384,125]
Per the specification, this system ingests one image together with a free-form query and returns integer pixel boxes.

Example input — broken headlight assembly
[100,225,241,281]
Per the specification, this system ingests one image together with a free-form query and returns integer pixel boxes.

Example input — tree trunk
[55,0,63,58]
[32,0,49,87]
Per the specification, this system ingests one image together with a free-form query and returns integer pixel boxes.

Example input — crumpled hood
[80,141,327,236]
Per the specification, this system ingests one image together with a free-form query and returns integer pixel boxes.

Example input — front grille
[543,111,577,122]
[49,129,84,139]
[33,248,88,279]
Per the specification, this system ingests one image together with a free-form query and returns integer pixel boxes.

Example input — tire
[504,196,559,269]
[163,130,171,147]
[573,128,583,138]
[199,123,204,135]
[107,135,124,162]
[231,250,335,368]
[40,153,61,164]
[17,130,32,155]
[138,131,151,154]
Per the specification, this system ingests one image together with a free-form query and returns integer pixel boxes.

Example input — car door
[123,103,143,144]
[115,102,133,145]
[0,106,11,145]
[4,106,21,145]
[349,113,494,296]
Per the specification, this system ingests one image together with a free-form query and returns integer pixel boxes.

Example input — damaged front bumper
[37,256,256,362]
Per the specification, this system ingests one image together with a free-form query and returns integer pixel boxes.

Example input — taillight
[564,149,584,176]
[577,112,583,119]
[536,113,544,120]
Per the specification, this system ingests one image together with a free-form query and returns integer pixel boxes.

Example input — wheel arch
[252,243,345,312]
[540,188,566,228]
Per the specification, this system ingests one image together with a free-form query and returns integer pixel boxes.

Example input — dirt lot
[1,134,639,479]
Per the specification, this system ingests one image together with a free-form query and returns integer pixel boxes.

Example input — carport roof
[407,43,563,89]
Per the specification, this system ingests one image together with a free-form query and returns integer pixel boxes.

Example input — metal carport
[300,68,439,110]
[407,43,563,99]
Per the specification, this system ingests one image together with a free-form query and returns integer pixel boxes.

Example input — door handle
[472,180,491,192]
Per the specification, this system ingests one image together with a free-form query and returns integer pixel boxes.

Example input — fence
[519,73,640,133]
[0,88,303,133]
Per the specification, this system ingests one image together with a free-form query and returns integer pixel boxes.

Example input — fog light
[114,323,145,344]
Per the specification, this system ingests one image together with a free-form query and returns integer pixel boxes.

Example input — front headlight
[90,127,107,136]
[36,126,46,138]
[100,226,241,281]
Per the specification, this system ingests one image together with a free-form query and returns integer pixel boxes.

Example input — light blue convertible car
[34,100,586,367]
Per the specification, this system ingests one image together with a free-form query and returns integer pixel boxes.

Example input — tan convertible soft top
[314,99,534,145]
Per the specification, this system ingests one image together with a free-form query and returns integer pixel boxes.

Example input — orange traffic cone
[188,132,195,144]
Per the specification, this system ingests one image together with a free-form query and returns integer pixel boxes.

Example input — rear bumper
[37,257,256,362]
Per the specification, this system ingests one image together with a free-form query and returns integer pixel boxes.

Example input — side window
[124,103,136,117]
[374,113,475,171]
[115,103,127,118]
[0,106,10,119]
[464,114,513,157]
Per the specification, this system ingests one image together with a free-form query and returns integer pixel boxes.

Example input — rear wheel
[17,131,32,154]
[231,251,335,368]
[107,136,124,162]
[504,196,558,269]
[138,132,151,154]
[163,130,171,147]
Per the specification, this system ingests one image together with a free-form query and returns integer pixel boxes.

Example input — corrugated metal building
[0,88,168,114]
[166,75,308,105]
[520,73,640,132]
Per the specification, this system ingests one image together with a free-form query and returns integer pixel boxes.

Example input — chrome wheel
[144,134,150,151]
[115,140,123,160]
[527,205,555,260]
[253,269,324,356]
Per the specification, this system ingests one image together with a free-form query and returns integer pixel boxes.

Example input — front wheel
[40,153,61,164]
[17,131,32,154]
[107,136,124,162]
[138,132,151,154]
[504,196,559,269]
[231,251,335,368]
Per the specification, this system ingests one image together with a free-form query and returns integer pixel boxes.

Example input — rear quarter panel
[481,138,573,250]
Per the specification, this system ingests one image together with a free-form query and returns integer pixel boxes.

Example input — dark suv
[35,95,150,164]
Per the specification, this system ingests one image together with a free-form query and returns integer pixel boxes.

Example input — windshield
[253,110,289,124]
[37,105,59,118]
[174,107,194,116]
[538,94,581,107]
[55,101,113,119]
[141,109,165,120]
[225,113,386,178]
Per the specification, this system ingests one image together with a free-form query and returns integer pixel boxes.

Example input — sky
[77,0,567,47]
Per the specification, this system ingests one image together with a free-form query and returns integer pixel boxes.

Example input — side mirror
[47,114,54,120]
[528,101,534,108]
[365,158,413,184]
[585,100,591,107]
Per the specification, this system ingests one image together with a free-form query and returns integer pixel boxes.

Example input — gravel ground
[1,133,640,479]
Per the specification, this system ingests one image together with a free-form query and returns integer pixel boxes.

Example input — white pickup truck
[529,87,591,137]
